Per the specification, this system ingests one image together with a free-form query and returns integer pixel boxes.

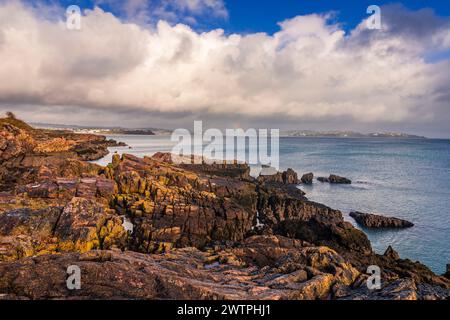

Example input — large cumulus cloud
[0,1,450,132]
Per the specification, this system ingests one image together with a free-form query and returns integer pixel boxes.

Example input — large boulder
[329,175,352,184]
[301,172,314,184]
[317,175,351,184]
[350,211,414,229]
[282,169,299,184]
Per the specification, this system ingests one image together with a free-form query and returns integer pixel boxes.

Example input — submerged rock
[317,175,351,184]
[350,211,414,229]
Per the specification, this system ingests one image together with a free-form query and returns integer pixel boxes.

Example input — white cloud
[0,1,450,128]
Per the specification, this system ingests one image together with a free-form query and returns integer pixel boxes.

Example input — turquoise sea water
[93,135,450,274]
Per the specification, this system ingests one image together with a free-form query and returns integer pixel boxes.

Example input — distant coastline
[281,130,427,139]
[30,122,172,136]
[31,122,427,139]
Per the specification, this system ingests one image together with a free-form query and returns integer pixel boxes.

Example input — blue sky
[29,0,450,33]
[227,0,450,34]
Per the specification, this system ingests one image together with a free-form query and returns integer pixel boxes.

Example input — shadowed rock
[317,175,351,184]
[301,172,314,184]
[350,211,414,229]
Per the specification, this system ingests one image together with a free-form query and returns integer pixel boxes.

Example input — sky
[1,0,450,137]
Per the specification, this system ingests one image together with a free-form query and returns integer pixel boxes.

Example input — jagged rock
[257,168,298,185]
[317,177,330,183]
[20,181,59,198]
[151,152,174,163]
[33,137,76,153]
[274,217,373,255]
[301,172,314,184]
[257,172,283,184]
[350,211,414,229]
[54,197,127,252]
[110,154,256,252]
[384,246,400,260]
[0,123,36,163]
[0,236,361,300]
[282,169,299,184]
[445,264,450,279]
[0,207,62,261]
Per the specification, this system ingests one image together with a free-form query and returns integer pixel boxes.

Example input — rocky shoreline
[0,117,448,300]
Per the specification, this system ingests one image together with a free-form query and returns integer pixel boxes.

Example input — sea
[92,135,450,274]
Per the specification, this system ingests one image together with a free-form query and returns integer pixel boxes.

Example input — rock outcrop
[301,172,314,184]
[350,211,414,229]
[257,168,298,185]
[384,246,400,260]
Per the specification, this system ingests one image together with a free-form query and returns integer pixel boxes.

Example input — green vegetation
[0,112,35,132]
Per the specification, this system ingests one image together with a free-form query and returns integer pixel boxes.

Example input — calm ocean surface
[93,135,450,274]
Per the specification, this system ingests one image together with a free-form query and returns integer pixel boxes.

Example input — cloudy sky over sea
[1,0,450,137]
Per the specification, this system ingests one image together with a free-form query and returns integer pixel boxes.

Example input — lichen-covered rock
[0,198,127,261]
[33,137,76,153]
[54,197,127,253]
[0,123,36,163]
